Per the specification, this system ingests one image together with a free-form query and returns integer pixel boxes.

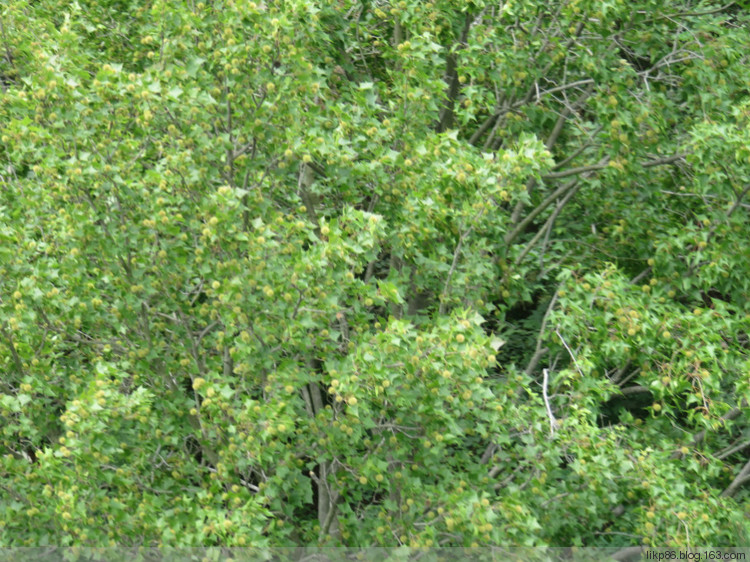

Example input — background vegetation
[1,0,749,549]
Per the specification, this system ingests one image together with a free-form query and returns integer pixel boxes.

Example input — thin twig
[555,328,584,378]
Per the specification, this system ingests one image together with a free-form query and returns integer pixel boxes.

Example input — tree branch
[319,492,342,540]
[542,368,557,436]
[551,126,603,170]
[717,438,750,461]
[508,181,581,274]
[504,179,578,246]
[721,457,750,498]
[525,284,563,376]
[0,321,24,375]
[671,401,746,459]
[543,159,609,180]
[439,227,471,314]
[469,111,500,146]
[612,546,646,561]
[619,385,651,396]
[436,12,473,133]
[642,152,688,168]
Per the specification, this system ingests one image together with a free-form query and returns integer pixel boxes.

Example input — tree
[1,0,749,548]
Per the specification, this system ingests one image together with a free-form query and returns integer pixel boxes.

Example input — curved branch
[619,385,651,396]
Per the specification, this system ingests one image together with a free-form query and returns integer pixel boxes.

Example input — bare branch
[542,368,557,436]
[555,329,584,379]
[721,457,750,498]
[717,438,750,461]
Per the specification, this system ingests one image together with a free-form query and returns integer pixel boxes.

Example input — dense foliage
[1,0,749,549]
